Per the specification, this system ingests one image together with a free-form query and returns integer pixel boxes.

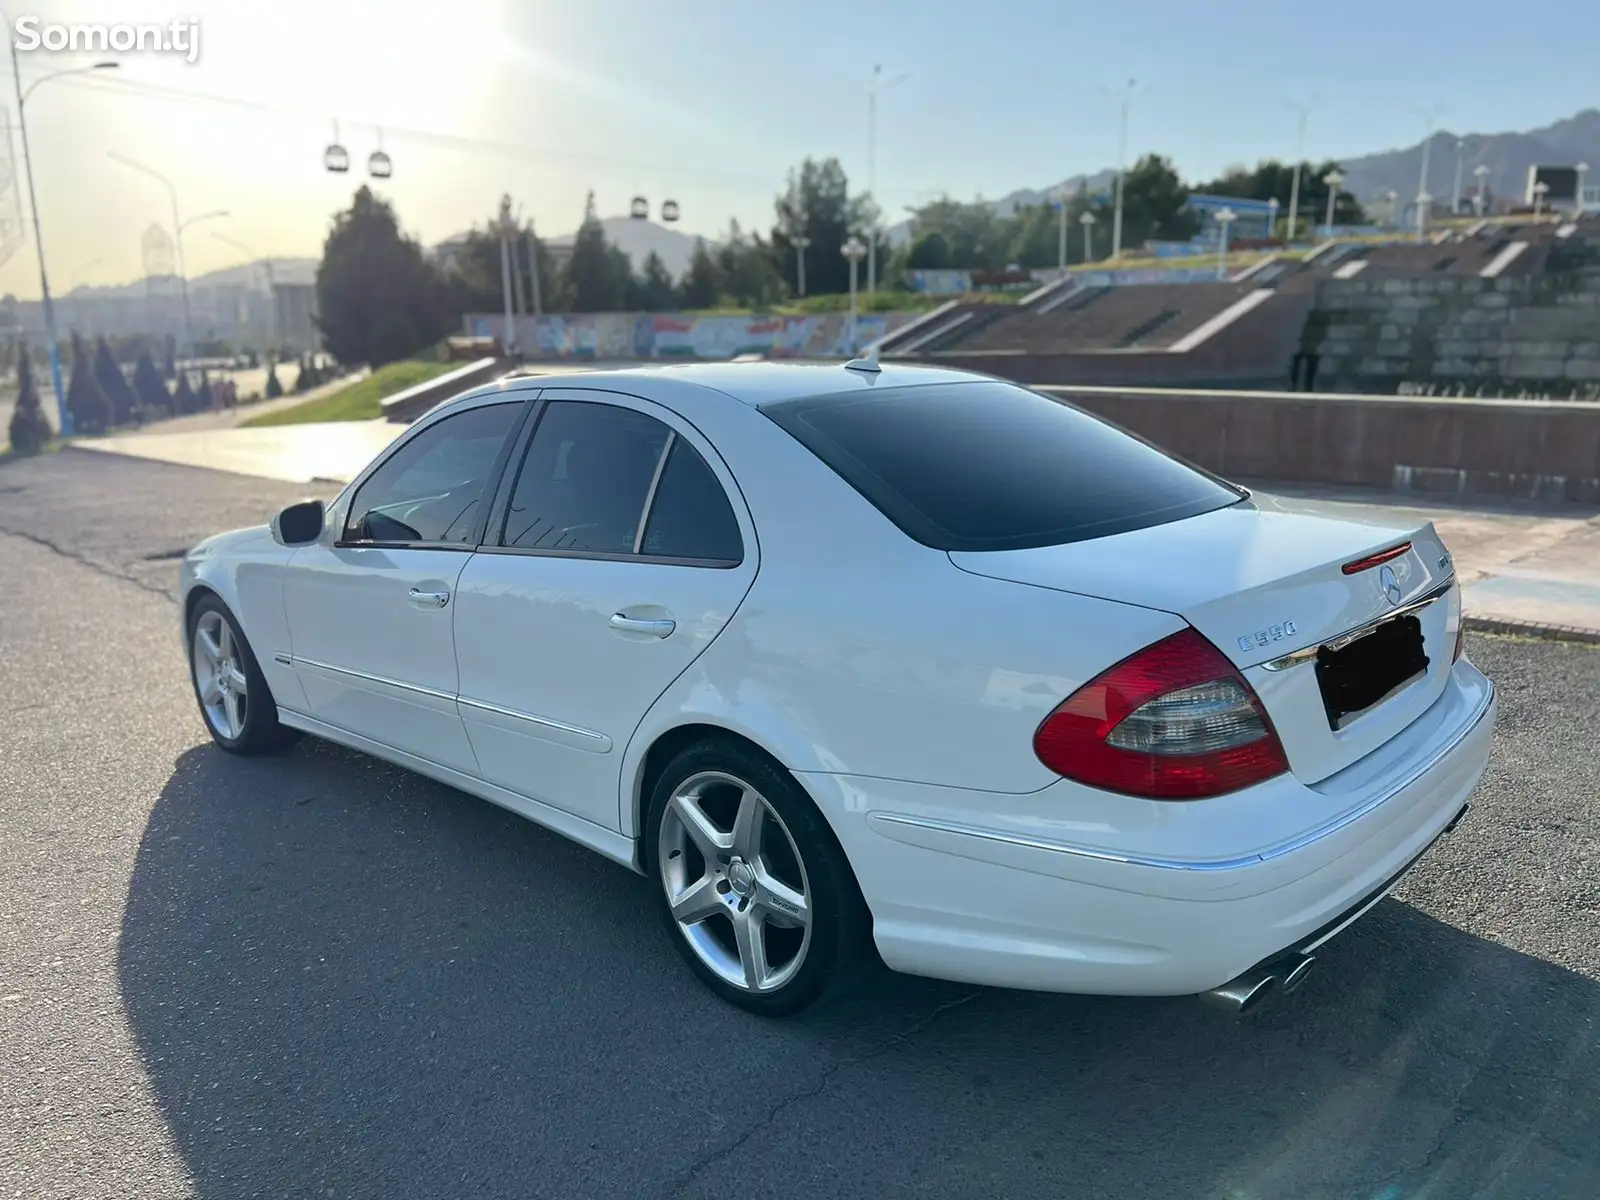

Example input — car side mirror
[271,499,326,547]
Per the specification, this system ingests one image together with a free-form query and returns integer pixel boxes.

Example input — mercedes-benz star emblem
[1379,564,1403,607]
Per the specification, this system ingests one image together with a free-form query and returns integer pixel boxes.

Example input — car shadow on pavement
[119,740,1600,1200]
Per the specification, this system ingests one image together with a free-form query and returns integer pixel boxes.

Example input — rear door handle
[609,613,675,638]
[409,587,450,609]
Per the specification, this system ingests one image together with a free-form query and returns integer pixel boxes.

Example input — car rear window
[760,380,1242,552]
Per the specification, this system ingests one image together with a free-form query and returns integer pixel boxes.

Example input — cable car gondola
[324,121,349,173]
[368,128,392,179]
[630,195,649,219]
[660,198,680,223]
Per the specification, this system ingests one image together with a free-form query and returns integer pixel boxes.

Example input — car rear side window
[760,380,1241,552]
[640,439,743,564]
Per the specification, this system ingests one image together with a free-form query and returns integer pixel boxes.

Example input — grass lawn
[242,361,459,427]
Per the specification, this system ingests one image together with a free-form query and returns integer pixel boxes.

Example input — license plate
[1314,613,1429,730]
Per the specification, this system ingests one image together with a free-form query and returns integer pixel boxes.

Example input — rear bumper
[804,661,1496,996]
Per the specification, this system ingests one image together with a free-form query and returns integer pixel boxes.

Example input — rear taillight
[1033,629,1289,800]
[1446,578,1465,662]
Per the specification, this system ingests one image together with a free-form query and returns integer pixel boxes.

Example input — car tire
[187,593,297,756]
[645,736,872,1017]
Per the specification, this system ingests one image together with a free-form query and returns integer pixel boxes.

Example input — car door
[451,391,758,830]
[282,397,528,773]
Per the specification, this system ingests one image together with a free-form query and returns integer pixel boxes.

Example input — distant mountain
[63,257,318,299]
[884,170,1119,246]
[1334,108,1600,203]
[544,216,698,279]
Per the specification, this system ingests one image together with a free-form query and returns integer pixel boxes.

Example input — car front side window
[343,402,522,546]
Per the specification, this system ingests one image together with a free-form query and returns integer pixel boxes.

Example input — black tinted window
[344,403,520,545]
[501,401,669,553]
[762,381,1241,552]
[641,440,743,563]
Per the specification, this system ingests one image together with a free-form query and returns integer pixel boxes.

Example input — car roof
[450,359,995,414]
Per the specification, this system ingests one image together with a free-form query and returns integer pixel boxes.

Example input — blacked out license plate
[1315,614,1429,730]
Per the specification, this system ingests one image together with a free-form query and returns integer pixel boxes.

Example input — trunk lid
[949,493,1458,784]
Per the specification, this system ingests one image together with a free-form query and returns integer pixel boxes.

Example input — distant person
[1304,352,1321,392]
[1289,350,1306,390]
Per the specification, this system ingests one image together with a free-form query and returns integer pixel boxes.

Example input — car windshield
[761,379,1243,552]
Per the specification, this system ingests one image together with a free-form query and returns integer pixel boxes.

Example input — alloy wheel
[657,770,813,994]
[192,609,249,741]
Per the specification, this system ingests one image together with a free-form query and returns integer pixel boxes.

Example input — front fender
[181,526,307,712]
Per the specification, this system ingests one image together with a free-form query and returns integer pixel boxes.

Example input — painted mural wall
[464,311,919,360]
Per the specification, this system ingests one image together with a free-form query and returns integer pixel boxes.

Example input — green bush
[265,362,284,399]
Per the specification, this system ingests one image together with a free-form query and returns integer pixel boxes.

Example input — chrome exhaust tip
[1279,953,1317,994]
[1199,966,1280,1015]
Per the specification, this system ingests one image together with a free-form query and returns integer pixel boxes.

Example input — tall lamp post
[11,53,119,433]
[1532,180,1550,222]
[1055,188,1069,272]
[1413,103,1444,238]
[1416,191,1433,241]
[109,151,227,362]
[841,237,866,355]
[1079,210,1096,264]
[1101,78,1137,260]
[1577,163,1590,216]
[1267,196,1280,242]
[1215,208,1236,280]
[1322,169,1344,239]
[1452,139,1466,214]
[1472,165,1491,216]
[792,235,811,298]
[1283,95,1320,248]
[865,65,909,296]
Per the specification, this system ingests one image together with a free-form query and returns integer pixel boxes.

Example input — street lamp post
[1322,170,1344,239]
[1532,180,1550,222]
[1416,191,1433,240]
[1384,189,1400,228]
[1414,103,1444,239]
[1267,196,1280,242]
[841,237,866,355]
[1283,95,1319,248]
[792,235,810,298]
[1055,189,1069,272]
[109,151,227,363]
[865,65,909,296]
[1079,210,1096,264]
[1101,79,1137,260]
[11,53,119,433]
[1215,208,1236,280]
[1472,165,1491,216]
[1452,139,1466,214]
[1577,163,1590,215]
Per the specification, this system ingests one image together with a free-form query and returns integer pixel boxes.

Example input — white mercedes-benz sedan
[180,360,1496,1016]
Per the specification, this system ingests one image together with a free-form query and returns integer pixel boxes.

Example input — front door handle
[609,613,675,638]
[409,587,450,609]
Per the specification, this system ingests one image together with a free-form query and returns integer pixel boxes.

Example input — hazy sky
[5,0,1599,299]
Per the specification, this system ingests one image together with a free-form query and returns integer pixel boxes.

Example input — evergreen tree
[94,337,137,426]
[65,332,112,434]
[197,371,215,410]
[6,345,52,455]
[131,350,171,417]
[163,335,177,381]
[557,190,628,312]
[265,361,283,398]
[174,371,198,415]
[637,251,679,311]
[680,239,724,309]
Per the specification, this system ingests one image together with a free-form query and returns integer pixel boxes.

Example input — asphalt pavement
[2,449,1599,1200]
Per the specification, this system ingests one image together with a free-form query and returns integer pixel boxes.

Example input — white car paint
[181,360,1496,998]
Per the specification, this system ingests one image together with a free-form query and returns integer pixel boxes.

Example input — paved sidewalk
[64,423,1600,641]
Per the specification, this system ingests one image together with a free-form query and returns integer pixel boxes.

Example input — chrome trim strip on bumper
[872,679,1494,873]
[1261,576,1457,672]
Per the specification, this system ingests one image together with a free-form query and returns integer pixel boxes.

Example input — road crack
[0,525,178,603]
[662,988,984,1198]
